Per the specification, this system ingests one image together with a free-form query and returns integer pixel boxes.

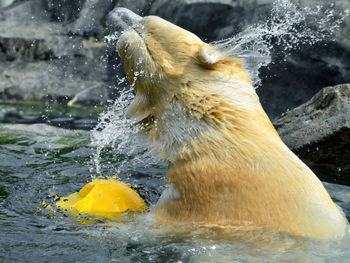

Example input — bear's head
[117,11,275,163]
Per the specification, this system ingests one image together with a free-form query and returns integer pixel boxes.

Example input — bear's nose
[106,7,142,34]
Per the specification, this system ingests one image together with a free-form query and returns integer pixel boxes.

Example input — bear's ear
[198,45,223,67]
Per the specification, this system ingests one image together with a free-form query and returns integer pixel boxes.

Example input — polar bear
[113,8,348,239]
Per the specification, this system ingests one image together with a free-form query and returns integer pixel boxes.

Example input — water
[0,123,350,263]
[0,123,165,262]
[1,0,350,262]
[90,88,162,177]
[213,0,349,87]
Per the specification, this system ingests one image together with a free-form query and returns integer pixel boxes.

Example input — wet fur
[117,16,348,239]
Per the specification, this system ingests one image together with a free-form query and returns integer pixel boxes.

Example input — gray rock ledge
[274,83,350,169]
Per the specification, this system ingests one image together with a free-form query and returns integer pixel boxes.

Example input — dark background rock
[258,42,350,117]
[67,0,115,38]
[274,84,350,184]
[0,0,349,117]
[0,0,111,107]
[0,101,102,129]
[43,0,87,23]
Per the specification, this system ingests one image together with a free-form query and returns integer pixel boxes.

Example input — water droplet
[212,0,346,87]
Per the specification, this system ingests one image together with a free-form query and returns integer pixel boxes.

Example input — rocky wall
[0,0,349,116]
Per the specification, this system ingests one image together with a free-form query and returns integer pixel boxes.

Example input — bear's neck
[172,101,283,165]
[162,103,314,203]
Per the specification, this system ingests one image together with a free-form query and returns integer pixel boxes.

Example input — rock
[258,42,350,118]
[0,105,15,122]
[46,117,75,129]
[2,111,43,123]
[274,84,350,181]
[0,101,103,130]
[67,0,115,38]
[2,111,21,123]
[0,56,110,106]
[1,123,89,138]
[114,0,151,16]
[43,0,86,23]
[149,0,264,41]
[1,1,350,118]
[0,0,15,9]
[0,0,111,107]
[73,118,98,130]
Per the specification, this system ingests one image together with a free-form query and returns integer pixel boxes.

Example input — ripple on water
[1,121,350,263]
[1,0,350,261]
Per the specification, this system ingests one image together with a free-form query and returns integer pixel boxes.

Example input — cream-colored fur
[117,16,348,239]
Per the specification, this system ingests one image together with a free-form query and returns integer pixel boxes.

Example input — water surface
[1,1,350,261]
[0,123,350,263]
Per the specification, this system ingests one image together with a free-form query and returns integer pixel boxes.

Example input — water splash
[90,84,161,177]
[213,0,349,87]
[90,0,348,175]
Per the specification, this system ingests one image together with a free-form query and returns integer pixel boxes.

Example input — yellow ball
[56,178,146,219]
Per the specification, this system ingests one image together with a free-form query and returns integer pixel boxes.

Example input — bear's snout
[106,7,142,34]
